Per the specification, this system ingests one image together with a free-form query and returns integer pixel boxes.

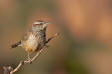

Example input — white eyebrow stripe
[33,22,41,24]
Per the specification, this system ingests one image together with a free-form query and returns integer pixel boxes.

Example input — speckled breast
[22,33,38,52]
[22,30,46,53]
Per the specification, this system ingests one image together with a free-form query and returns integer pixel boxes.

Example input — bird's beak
[45,22,51,25]
[44,22,50,28]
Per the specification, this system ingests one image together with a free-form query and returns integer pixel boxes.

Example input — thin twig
[10,46,46,74]
[10,61,23,74]
[4,33,59,74]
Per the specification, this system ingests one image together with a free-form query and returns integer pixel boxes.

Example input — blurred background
[0,0,112,74]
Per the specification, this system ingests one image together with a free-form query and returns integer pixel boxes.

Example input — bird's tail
[10,41,21,49]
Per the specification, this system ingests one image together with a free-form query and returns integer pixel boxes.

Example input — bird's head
[32,20,50,31]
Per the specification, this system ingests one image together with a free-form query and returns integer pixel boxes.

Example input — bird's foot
[27,58,32,64]
[27,53,32,64]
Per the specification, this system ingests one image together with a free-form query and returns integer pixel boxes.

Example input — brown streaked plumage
[11,20,50,61]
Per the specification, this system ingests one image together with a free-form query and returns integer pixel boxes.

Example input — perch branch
[3,33,59,74]
[10,46,46,74]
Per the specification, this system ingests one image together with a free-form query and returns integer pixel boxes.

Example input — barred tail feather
[10,41,21,49]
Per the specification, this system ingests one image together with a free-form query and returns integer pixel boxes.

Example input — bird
[11,20,50,62]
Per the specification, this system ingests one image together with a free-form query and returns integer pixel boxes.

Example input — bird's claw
[26,58,32,64]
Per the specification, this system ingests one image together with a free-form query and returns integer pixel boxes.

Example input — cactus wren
[11,20,50,61]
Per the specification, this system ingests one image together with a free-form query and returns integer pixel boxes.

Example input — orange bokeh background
[0,0,112,74]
